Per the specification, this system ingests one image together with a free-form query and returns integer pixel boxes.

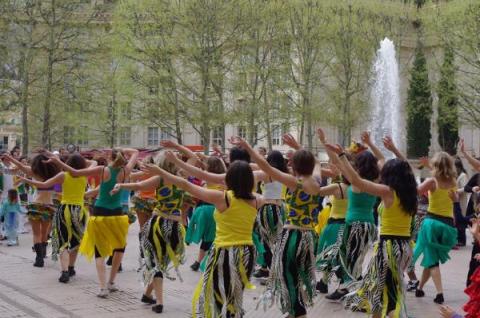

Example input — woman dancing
[414,151,458,304]
[52,148,138,297]
[112,152,186,313]
[4,152,59,267]
[326,142,417,317]
[142,154,261,317]
[231,136,332,318]
[20,153,90,283]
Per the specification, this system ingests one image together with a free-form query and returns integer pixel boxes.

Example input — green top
[95,167,123,210]
[345,186,376,224]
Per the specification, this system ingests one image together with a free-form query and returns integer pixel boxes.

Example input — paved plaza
[0,224,470,318]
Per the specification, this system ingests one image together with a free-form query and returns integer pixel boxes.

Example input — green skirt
[413,216,457,268]
[185,203,216,245]
[317,219,345,255]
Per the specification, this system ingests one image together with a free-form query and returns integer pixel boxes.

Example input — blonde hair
[154,151,178,175]
[431,151,457,183]
[111,149,127,168]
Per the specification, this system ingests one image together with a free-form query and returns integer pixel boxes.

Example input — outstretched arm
[165,151,225,185]
[459,139,480,171]
[325,143,391,199]
[2,155,32,176]
[230,137,297,189]
[383,136,406,161]
[361,131,385,169]
[20,172,65,189]
[161,140,206,169]
[112,175,161,194]
[141,164,225,207]
[46,156,104,177]
[123,148,140,175]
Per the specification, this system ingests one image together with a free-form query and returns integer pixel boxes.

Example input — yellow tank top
[214,191,257,248]
[428,186,455,218]
[207,183,224,191]
[330,196,348,219]
[61,172,87,205]
[381,192,412,237]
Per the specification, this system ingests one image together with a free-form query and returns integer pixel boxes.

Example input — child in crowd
[0,189,25,246]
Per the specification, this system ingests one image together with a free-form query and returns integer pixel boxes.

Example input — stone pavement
[0,224,470,318]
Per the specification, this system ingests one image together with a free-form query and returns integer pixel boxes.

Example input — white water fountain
[369,38,404,157]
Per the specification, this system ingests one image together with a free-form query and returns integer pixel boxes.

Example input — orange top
[138,175,156,199]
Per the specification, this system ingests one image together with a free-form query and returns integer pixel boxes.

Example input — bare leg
[30,220,42,244]
[144,282,154,298]
[430,266,443,294]
[418,268,431,290]
[407,270,418,281]
[69,249,78,267]
[41,220,51,242]
[197,248,206,263]
[137,212,149,229]
[95,257,107,289]
[109,251,124,284]
[60,250,69,271]
[152,277,164,305]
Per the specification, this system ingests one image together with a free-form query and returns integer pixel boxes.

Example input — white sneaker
[97,288,109,298]
[107,282,118,292]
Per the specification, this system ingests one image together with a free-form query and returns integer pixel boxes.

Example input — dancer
[439,218,480,318]
[142,154,261,317]
[20,153,90,283]
[0,189,24,246]
[414,151,458,304]
[231,136,331,318]
[112,152,186,313]
[4,152,59,267]
[324,132,383,300]
[52,148,138,297]
[455,157,469,247]
[252,150,288,279]
[325,143,417,317]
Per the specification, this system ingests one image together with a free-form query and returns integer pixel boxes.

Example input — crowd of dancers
[0,131,479,318]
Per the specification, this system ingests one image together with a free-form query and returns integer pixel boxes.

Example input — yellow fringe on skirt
[79,215,129,261]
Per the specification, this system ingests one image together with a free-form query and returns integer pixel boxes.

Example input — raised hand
[140,163,163,176]
[325,143,344,155]
[164,150,178,163]
[439,305,457,318]
[360,131,372,146]
[282,133,301,150]
[316,128,327,144]
[473,186,480,193]
[383,136,395,152]
[212,143,223,154]
[160,140,178,148]
[458,138,465,154]
[327,163,341,176]
[229,136,249,149]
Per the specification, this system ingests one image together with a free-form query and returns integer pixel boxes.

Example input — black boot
[42,242,48,259]
[33,243,44,267]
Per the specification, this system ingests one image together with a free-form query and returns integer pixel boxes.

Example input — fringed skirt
[79,208,129,261]
[262,228,316,316]
[465,266,480,318]
[186,203,216,245]
[344,237,411,317]
[253,203,284,268]
[413,215,457,268]
[26,203,56,222]
[141,215,185,285]
[343,221,378,284]
[131,196,156,216]
[316,219,346,282]
[192,245,255,318]
[51,204,88,261]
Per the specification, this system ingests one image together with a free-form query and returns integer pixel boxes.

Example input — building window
[160,127,173,140]
[77,125,88,146]
[147,127,159,146]
[121,103,132,120]
[272,125,281,146]
[212,126,223,146]
[119,127,131,145]
[63,126,75,145]
[238,126,247,139]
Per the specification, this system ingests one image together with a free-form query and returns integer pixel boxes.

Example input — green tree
[406,40,432,158]
[437,46,458,155]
